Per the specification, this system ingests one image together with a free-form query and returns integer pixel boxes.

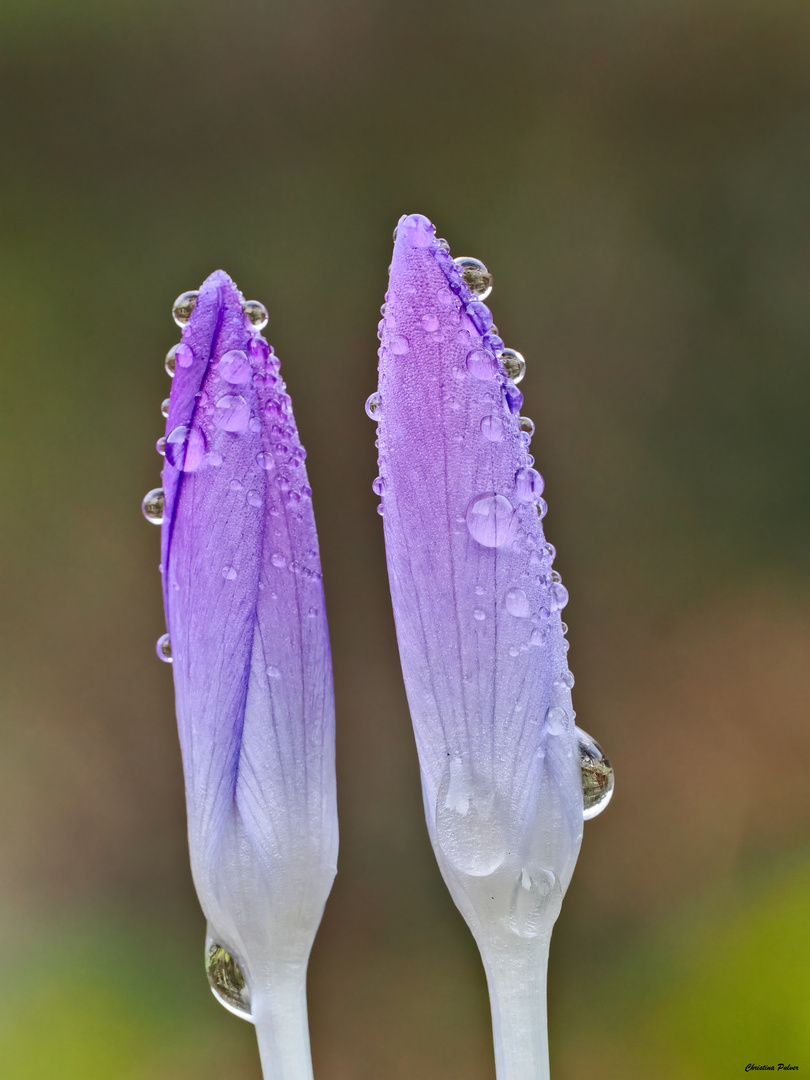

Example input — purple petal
[160,271,337,970]
[375,216,582,899]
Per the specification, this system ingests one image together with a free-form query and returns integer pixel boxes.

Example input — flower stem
[252,967,314,1080]
[482,936,552,1080]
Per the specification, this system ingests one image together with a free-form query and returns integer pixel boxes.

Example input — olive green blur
[0,0,808,1075]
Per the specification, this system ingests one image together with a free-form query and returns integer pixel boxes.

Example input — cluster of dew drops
[365,248,613,821]
[141,289,270,668]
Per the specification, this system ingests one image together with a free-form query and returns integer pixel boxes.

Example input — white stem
[252,967,314,1080]
[482,937,551,1080]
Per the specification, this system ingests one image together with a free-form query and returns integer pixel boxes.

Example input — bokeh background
[1,0,808,1076]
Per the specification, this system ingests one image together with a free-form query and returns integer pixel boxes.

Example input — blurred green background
[0,0,808,1075]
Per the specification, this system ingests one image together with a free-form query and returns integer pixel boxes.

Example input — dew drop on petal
[172,290,199,327]
[257,452,274,470]
[435,759,506,876]
[161,398,170,418]
[515,467,544,503]
[271,552,286,568]
[473,609,486,621]
[156,633,172,662]
[421,313,440,332]
[401,214,434,248]
[165,345,178,378]
[222,566,237,580]
[215,395,250,432]
[536,498,548,519]
[391,335,409,355]
[480,414,506,442]
[242,300,269,330]
[175,343,194,368]
[165,425,206,472]
[505,382,523,414]
[141,488,165,524]
[519,416,536,438]
[205,938,251,1021]
[246,490,262,508]
[505,587,530,617]
[545,706,569,735]
[466,348,497,380]
[454,256,493,301]
[501,348,526,384]
[466,494,518,548]
[549,582,569,610]
[510,868,560,938]
[218,349,251,384]
[365,392,382,419]
[156,437,166,456]
[577,728,614,819]
[372,476,385,496]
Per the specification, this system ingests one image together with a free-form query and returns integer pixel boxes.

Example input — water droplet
[466,494,518,548]
[561,621,568,635]
[550,582,569,610]
[510,868,559,938]
[222,565,237,580]
[474,609,486,621]
[165,345,179,378]
[246,490,262,508]
[215,395,250,432]
[161,398,170,418]
[156,437,166,456]
[391,335,409,355]
[376,503,384,516]
[519,416,535,437]
[271,552,286,568]
[551,570,562,583]
[474,584,484,595]
[531,627,545,646]
[480,414,506,442]
[267,666,281,679]
[559,669,575,689]
[437,286,454,307]
[172,290,199,326]
[243,300,269,329]
[505,587,530,617]
[372,476,385,496]
[256,452,274,470]
[205,938,251,1021]
[515,467,544,503]
[218,349,251,384]
[501,348,526,384]
[577,728,614,819]
[165,425,206,472]
[401,214,434,249]
[421,313,440,332]
[365,392,382,419]
[536,498,548,519]
[249,337,271,365]
[156,633,172,662]
[454,256,493,301]
[545,706,569,735]
[435,760,506,876]
[466,348,497,380]
[505,382,523,414]
[207,451,222,467]
[437,238,451,252]
[141,488,165,524]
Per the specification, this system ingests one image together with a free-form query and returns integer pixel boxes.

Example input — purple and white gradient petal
[373,215,600,1080]
[150,271,337,1080]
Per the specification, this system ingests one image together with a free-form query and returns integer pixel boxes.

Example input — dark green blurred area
[0,0,808,1075]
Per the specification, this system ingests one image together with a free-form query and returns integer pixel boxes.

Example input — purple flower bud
[157,271,337,1075]
[374,216,584,1080]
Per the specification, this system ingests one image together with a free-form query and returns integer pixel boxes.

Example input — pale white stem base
[252,968,314,1080]
[482,936,551,1080]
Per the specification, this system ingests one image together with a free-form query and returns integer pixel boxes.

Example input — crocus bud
[373,215,612,1080]
[149,271,337,1080]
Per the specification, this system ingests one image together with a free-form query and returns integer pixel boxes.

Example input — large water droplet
[577,727,614,819]
[435,760,506,876]
[480,414,506,442]
[501,348,526,384]
[519,416,535,437]
[165,425,206,472]
[372,476,385,496]
[466,494,518,548]
[218,349,251,384]
[141,488,165,524]
[205,938,252,1021]
[172,291,199,326]
[466,348,497,381]
[454,256,493,301]
[156,633,172,662]
[401,214,434,249]
[243,300,269,329]
[505,587,530,617]
[365,392,382,419]
[515,467,544,503]
[549,582,569,610]
[510,868,560,938]
[215,395,250,432]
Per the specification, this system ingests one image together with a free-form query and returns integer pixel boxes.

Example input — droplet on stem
[205,938,252,1021]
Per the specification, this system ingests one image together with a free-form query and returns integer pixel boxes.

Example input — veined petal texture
[160,271,337,984]
[375,216,582,939]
